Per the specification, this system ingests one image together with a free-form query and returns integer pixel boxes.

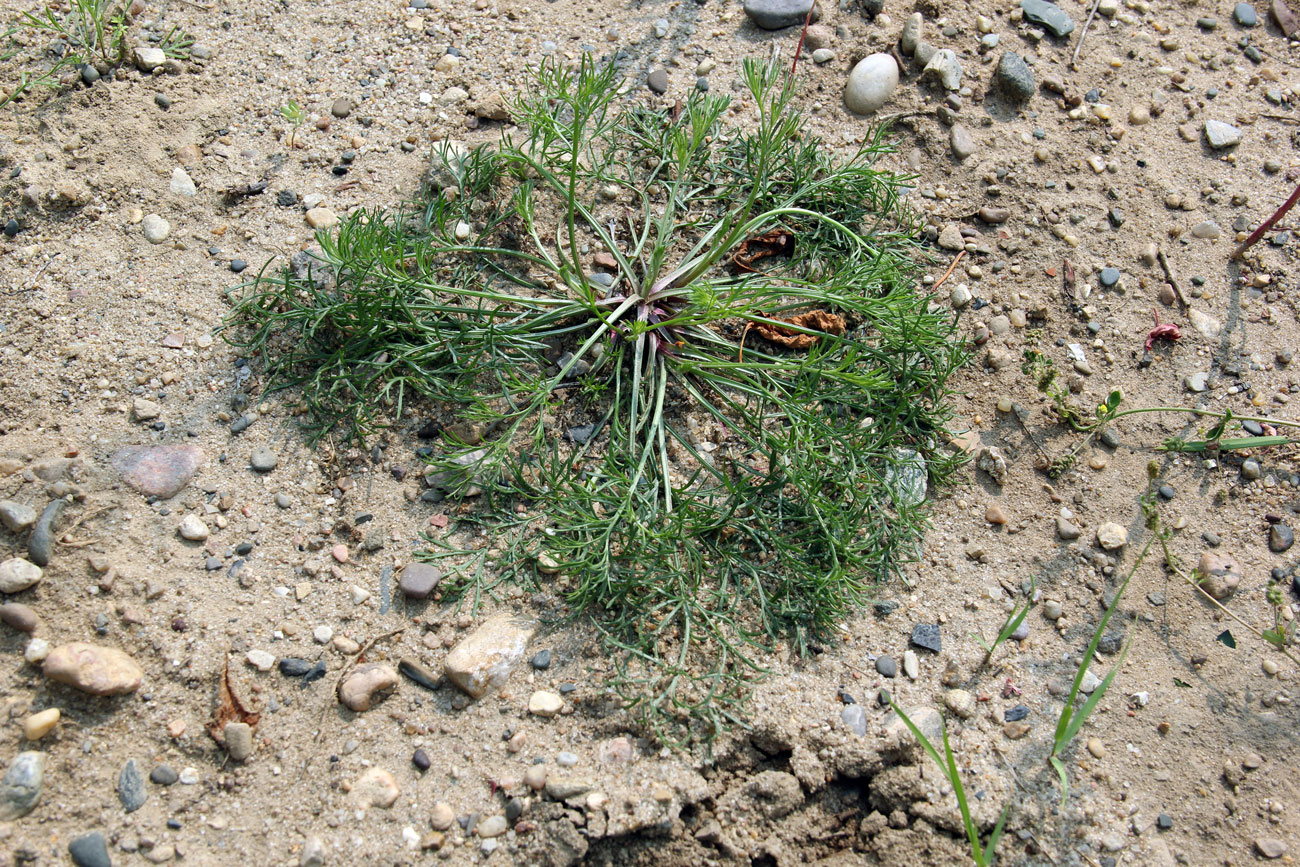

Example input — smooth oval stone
[743,0,817,30]
[844,53,899,115]
[43,642,143,695]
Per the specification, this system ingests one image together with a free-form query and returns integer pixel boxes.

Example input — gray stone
[224,722,254,761]
[950,124,976,160]
[150,765,179,785]
[0,500,37,532]
[913,41,937,67]
[1235,3,1258,25]
[647,68,668,94]
[117,759,146,812]
[844,53,899,115]
[0,751,44,819]
[743,0,817,30]
[910,623,941,653]
[69,832,112,867]
[1191,221,1222,239]
[1021,0,1076,36]
[922,49,962,90]
[1205,120,1242,149]
[884,448,927,508]
[424,448,489,495]
[900,12,923,55]
[874,654,897,678]
[250,447,278,473]
[995,52,1035,101]
[141,214,170,244]
[399,563,442,599]
[1270,523,1294,553]
[300,836,326,867]
[841,704,867,735]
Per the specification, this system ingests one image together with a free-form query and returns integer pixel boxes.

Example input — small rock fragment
[528,690,564,717]
[444,613,536,698]
[0,751,45,819]
[118,759,147,812]
[224,722,254,761]
[0,558,42,594]
[1096,522,1128,550]
[1197,551,1242,599]
[348,767,399,809]
[338,664,398,712]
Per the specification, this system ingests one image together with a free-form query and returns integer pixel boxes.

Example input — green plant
[973,578,1035,670]
[888,701,1008,866]
[1048,469,1161,802]
[226,56,966,743]
[280,99,306,148]
[158,25,194,60]
[2,0,129,107]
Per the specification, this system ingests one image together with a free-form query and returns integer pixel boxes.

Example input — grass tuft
[225,56,967,744]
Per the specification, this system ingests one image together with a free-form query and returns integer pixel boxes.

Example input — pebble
[68,832,112,867]
[944,689,977,719]
[250,447,278,473]
[43,643,142,695]
[413,748,431,771]
[911,623,942,652]
[1044,600,1063,620]
[398,656,440,691]
[23,707,59,740]
[0,500,37,532]
[305,207,338,230]
[1235,2,1258,25]
[170,168,196,196]
[1256,838,1287,859]
[1057,518,1082,540]
[743,0,816,30]
[399,562,442,599]
[902,650,919,679]
[950,124,976,160]
[978,206,1010,224]
[1204,120,1242,149]
[1270,524,1295,553]
[230,259,247,273]
[0,752,44,819]
[141,214,170,244]
[985,505,1007,525]
[1005,705,1030,722]
[1080,670,1102,694]
[812,48,835,63]
[844,54,899,115]
[995,52,1035,101]
[528,690,564,717]
[24,638,49,664]
[331,544,348,563]
[1191,221,1221,240]
[875,654,898,678]
[1185,372,1209,393]
[224,722,254,761]
[1243,459,1262,480]
[134,45,165,70]
[117,759,147,812]
[300,837,326,867]
[280,657,313,677]
[178,514,209,541]
[313,625,333,644]
[431,801,455,829]
[1263,658,1279,675]
[477,815,508,838]
[338,663,398,711]
[900,13,923,55]
[646,68,668,95]
[348,767,399,809]
[0,558,42,594]
[111,444,204,499]
[841,704,867,735]
[1097,522,1128,550]
[1099,267,1120,287]
[444,613,536,698]
[179,767,200,784]
[923,49,963,91]
[1199,552,1243,599]
[150,765,179,786]
[1021,0,1076,36]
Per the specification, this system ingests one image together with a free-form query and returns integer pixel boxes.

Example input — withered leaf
[732,229,795,272]
[207,657,261,745]
[753,310,846,349]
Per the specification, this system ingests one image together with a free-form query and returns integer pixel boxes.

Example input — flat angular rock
[118,759,146,812]
[43,642,143,695]
[444,613,536,698]
[921,49,962,90]
[399,562,442,599]
[68,831,111,867]
[743,0,817,30]
[1021,0,1075,36]
[910,623,942,653]
[0,751,45,819]
[112,445,204,499]
[1205,120,1242,149]
[0,500,37,532]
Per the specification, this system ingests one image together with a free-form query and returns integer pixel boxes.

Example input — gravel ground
[1,0,1300,864]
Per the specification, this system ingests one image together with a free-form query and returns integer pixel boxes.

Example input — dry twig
[1071,0,1105,66]
[931,250,966,291]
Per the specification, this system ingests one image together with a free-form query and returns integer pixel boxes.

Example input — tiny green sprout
[281,100,307,149]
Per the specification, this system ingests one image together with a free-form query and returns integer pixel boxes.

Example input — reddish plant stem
[791,7,814,76]
[1233,179,1300,260]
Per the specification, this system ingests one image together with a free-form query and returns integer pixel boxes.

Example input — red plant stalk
[791,7,814,76]
[1233,179,1300,260]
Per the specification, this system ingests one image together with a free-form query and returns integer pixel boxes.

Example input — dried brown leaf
[732,229,795,272]
[753,310,846,349]
[207,657,260,745]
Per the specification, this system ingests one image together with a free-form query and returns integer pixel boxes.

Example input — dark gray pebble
[1099,428,1120,449]
[279,657,313,677]
[229,415,253,434]
[204,557,223,571]
[558,682,577,695]
[1099,267,1120,287]
[117,759,146,813]
[1004,704,1030,722]
[276,190,298,207]
[1021,0,1075,36]
[1158,484,1175,500]
[995,52,1035,101]
[647,68,668,94]
[1157,813,1173,830]
[531,649,552,670]
[1203,530,1221,547]
[1243,419,1265,436]
[743,0,816,30]
[1234,2,1257,25]
[873,600,899,618]
[412,748,431,771]
[877,688,891,708]
[398,657,440,691]
[910,623,941,653]
[28,499,64,567]
[235,542,253,556]
[230,259,247,273]
[149,765,179,786]
[301,659,327,686]
[69,832,112,867]
[4,219,20,238]
[566,423,597,445]
[875,654,897,678]
[506,796,525,822]
[1197,16,1218,28]
[81,64,100,84]
[1270,524,1295,553]
[1097,631,1124,655]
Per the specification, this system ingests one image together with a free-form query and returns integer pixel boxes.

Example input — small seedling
[974,579,1035,670]
[889,701,1009,866]
[280,100,306,148]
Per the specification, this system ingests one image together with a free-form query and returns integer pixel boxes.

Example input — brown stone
[338,663,398,711]
[0,602,40,633]
[399,563,442,599]
[112,444,205,499]
[43,642,142,695]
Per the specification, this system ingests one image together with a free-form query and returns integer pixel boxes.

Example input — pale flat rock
[112,444,204,499]
[444,613,536,698]
[1188,308,1222,339]
[338,663,398,711]
[528,690,563,717]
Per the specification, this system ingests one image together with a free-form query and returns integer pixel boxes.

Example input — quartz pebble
[348,767,400,809]
[0,500,37,532]
[444,614,536,698]
[178,514,210,541]
[142,214,170,244]
[1096,522,1128,550]
[844,54,899,115]
[338,664,398,711]
[0,558,42,594]
[528,690,564,717]
[43,642,143,695]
